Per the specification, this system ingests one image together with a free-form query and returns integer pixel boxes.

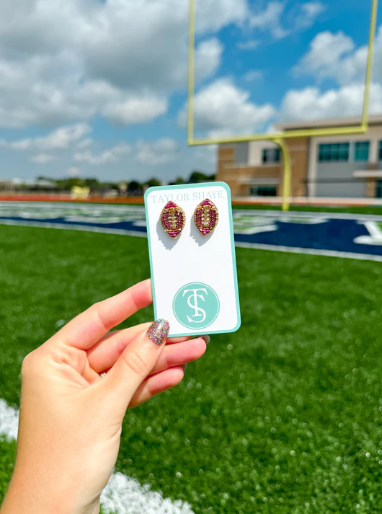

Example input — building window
[250,185,277,197]
[376,180,382,199]
[318,143,349,162]
[354,141,370,161]
[262,148,280,164]
[379,141,382,161]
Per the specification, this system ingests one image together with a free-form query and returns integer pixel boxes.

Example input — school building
[217,115,382,200]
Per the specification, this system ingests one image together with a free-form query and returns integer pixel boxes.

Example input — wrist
[1,473,100,514]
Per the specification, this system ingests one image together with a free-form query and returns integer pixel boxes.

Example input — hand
[1,279,207,514]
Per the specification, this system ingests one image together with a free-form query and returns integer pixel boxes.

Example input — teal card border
[144,182,241,337]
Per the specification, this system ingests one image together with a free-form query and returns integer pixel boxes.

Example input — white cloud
[294,2,325,30]
[248,1,324,41]
[244,70,263,82]
[75,139,178,167]
[37,123,92,150]
[250,1,288,39]
[237,40,260,51]
[282,23,382,122]
[194,39,223,83]
[1,125,178,169]
[294,31,357,83]
[74,150,117,165]
[135,139,178,165]
[280,83,382,122]
[179,78,275,138]
[75,143,131,165]
[194,0,248,32]
[0,0,245,129]
[30,153,56,164]
[77,138,93,149]
[294,25,382,86]
[102,95,168,126]
[0,123,91,151]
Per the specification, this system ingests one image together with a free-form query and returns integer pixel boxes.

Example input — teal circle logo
[173,282,220,330]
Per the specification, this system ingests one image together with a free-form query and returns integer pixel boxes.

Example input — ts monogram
[173,282,220,330]
[183,288,208,323]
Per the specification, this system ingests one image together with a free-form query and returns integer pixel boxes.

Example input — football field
[2,201,382,260]
[1,211,382,513]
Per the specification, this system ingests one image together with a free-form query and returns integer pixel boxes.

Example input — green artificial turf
[1,225,382,513]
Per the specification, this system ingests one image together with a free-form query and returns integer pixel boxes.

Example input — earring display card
[144,182,241,337]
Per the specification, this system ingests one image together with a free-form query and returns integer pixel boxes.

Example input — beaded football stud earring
[160,201,186,239]
[194,198,219,236]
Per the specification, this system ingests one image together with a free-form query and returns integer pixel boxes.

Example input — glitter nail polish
[146,319,170,345]
[202,335,210,345]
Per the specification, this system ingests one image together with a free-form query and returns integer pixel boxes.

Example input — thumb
[99,319,170,416]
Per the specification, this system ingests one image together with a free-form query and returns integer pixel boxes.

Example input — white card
[144,182,241,337]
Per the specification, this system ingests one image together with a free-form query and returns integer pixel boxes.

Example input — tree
[145,178,161,188]
[188,171,216,183]
[36,175,55,182]
[127,181,143,194]
[84,178,101,190]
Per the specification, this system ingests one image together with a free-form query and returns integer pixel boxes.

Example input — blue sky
[223,0,370,104]
[0,0,380,183]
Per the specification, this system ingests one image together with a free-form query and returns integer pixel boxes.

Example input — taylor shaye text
[150,190,225,204]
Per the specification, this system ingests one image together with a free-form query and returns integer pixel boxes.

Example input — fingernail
[181,363,188,371]
[147,319,170,345]
[202,335,210,345]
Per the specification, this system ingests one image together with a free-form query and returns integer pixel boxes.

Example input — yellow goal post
[187,0,379,210]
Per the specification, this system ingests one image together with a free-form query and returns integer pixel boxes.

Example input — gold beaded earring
[160,201,186,239]
[194,199,219,236]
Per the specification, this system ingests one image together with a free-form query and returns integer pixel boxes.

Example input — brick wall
[216,139,309,197]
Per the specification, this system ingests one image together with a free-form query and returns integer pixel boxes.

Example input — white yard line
[101,474,194,514]
[0,399,194,514]
[0,399,18,441]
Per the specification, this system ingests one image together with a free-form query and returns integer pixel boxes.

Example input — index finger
[54,279,153,350]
